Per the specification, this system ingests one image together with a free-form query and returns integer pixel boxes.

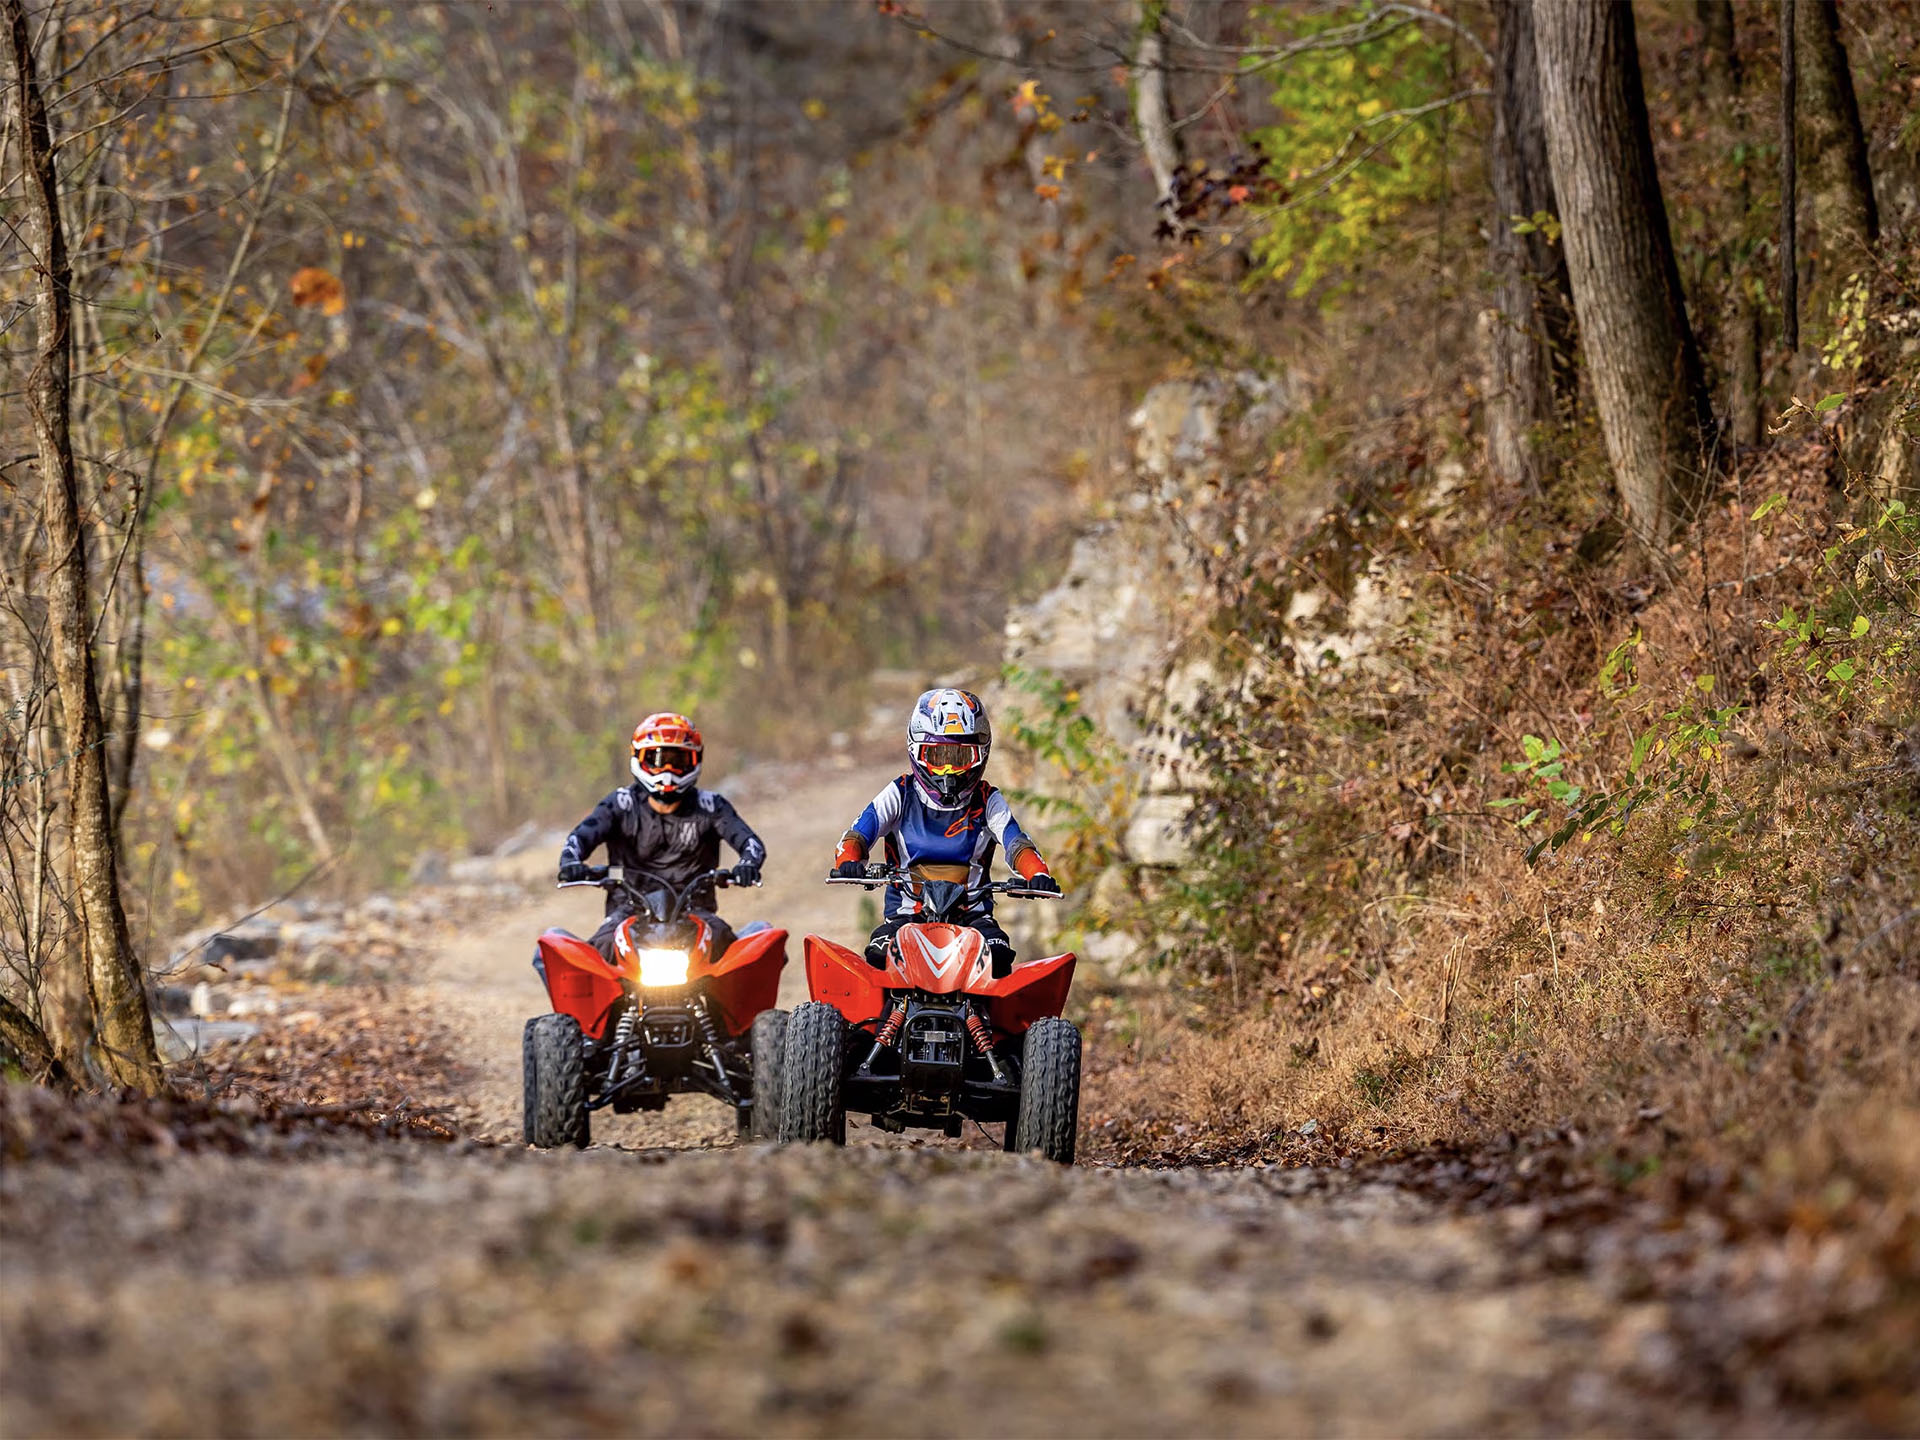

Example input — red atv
[777,865,1080,1163]
[523,866,788,1148]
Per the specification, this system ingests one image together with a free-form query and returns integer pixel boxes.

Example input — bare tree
[1535,0,1713,546]
[1133,1,1184,231]
[6,0,162,1092]
[1485,0,1575,490]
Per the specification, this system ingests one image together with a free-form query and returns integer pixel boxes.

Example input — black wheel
[776,1002,847,1145]
[747,1008,789,1142]
[1011,1017,1080,1164]
[523,1013,590,1149]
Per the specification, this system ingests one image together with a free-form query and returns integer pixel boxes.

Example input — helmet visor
[638,745,700,776]
[913,741,985,776]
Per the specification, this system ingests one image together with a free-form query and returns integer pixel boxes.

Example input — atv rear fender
[536,929,625,1040]
[703,928,789,1035]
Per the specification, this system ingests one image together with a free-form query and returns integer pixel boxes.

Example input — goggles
[913,741,986,776]
[638,745,700,776]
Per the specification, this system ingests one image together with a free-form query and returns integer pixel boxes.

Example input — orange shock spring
[965,1012,994,1055]
[967,1009,1012,1084]
[875,1002,907,1049]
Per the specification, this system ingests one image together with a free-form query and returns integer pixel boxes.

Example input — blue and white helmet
[907,688,991,808]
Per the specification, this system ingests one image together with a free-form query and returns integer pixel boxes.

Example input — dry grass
[1083,378,1920,1185]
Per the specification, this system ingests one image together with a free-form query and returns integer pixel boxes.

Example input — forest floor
[0,764,1901,1437]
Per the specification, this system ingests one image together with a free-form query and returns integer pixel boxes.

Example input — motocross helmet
[631,712,703,798]
[907,688,990,808]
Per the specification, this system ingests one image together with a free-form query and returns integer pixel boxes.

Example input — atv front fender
[536,929,625,1040]
[705,928,789,1035]
[979,952,1076,1037]
[803,934,887,1027]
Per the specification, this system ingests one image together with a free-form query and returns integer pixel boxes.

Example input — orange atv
[523,866,787,1147]
[777,865,1079,1163]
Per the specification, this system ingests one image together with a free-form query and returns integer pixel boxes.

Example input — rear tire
[1012,1017,1080,1164]
[748,1008,789,1142]
[776,1002,847,1146]
[523,1013,590,1149]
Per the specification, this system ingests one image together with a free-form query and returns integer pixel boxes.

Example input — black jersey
[559,785,765,916]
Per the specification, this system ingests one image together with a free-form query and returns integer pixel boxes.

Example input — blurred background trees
[4,0,1914,1085]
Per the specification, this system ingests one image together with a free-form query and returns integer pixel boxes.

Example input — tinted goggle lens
[916,742,983,775]
[640,746,698,775]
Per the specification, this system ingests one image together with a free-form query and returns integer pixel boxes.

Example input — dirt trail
[0,764,1789,1435]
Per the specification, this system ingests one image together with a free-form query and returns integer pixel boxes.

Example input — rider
[831,688,1057,976]
[558,712,766,965]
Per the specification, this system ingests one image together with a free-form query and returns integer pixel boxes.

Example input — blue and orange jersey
[839,776,1047,918]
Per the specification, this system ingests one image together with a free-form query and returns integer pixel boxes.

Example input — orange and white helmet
[631,712,703,797]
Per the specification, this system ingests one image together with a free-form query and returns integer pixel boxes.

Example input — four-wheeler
[778,864,1081,1163]
[522,865,788,1148]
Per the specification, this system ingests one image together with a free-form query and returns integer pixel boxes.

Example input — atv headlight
[636,948,690,987]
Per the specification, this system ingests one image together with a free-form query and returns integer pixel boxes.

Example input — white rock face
[1124,792,1196,867]
[999,373,1304,871]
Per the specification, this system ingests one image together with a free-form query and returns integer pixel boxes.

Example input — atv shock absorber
[693,999,737,1104]
[966,1006,1011,1085]
[605,1007,639,1089]
[862,1000,908,1070]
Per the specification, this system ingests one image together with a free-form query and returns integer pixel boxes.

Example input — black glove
[1021,872,1060,895]
[832,860,865,880]
[731,861,761,888]
[558,861,590,884]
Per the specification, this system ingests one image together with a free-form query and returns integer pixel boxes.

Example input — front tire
[1011,1017,1080,1164]
[776,1002,847,1145]
[747,1008,789,1142]
[523,1013,590,1149]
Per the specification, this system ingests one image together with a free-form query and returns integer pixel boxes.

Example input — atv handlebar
[558,864,756,904]
[824,863,1062,900]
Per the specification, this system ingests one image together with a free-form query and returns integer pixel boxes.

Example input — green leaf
[1750,493,1787,523]
[1850,615,1870,638]
[1814,392,1847,413]
[1826,659,1857,684]
[1629,728,1657,774]
[1487,796,1526,809]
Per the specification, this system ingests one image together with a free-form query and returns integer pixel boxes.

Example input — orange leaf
[289,266,345,316]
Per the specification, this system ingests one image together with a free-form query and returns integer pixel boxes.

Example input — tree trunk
[1486,0,1577,490]
[0,990,71,1089]
[1697,0,1761,446]
[1133,2,1184,230]
[1535,0,1714,546]
[7,0,163,1094]
[1794,0,1877,302]
[1781,0,1799,354]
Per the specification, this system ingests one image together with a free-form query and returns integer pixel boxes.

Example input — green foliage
[1488,491,1919,876]
[1244,6,1458,297]
[999,665,1132,886]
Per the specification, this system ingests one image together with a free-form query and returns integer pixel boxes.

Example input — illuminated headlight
[636,948,690,987]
